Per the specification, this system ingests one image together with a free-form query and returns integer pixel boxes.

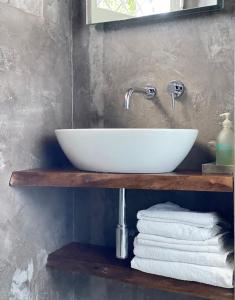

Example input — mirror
[86,0,223,24]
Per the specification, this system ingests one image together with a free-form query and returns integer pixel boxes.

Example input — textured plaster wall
[72,1,234,300]
[0,0,43,16]
[0,1,75,299]
[0,0,234,299]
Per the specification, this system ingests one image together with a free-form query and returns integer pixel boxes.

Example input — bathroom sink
[55,129,198,173]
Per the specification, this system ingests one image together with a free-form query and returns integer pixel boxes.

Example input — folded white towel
[137,219,222,241]
[131,257,234,288]
[137,232,230,246]
[133,242,234,268]
[135,235,233,253]
[137,202,221,228]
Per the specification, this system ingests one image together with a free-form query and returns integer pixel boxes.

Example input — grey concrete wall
[73,1,234,300]
[0,0,234,299]
[0,1,75,299]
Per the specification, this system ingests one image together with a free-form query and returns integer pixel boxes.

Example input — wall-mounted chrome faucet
[167,80,185,109]
[123,81,185,111]
[124,86,157,110]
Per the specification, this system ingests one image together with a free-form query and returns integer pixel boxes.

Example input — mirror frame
[86,0,224,25]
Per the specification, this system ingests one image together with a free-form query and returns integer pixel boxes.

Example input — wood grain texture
[10,169,233,192]
[47,243,234,300]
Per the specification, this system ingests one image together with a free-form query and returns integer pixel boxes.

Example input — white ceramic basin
[55,129,198,173]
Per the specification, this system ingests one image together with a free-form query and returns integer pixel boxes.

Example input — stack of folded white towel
[131,202,234,288]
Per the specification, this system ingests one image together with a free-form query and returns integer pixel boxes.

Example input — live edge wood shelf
[10,169,234,300]
[10,169,233,192]
[47,243,233,300]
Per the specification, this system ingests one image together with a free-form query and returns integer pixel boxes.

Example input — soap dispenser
[216,112,234,165]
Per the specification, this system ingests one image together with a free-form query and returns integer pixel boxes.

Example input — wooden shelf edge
[10,169,233,192]
[46,243,234,300]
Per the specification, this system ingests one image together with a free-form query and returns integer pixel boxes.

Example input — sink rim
[55,128,199,133]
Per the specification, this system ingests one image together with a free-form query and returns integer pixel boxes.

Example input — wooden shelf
[12,169,233,299]
[47,243,233,300]
[10,169,233,192]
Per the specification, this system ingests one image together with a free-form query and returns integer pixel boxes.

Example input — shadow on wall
[39,136,74,169]
[74,187,233,249]
[73,273,202,300]
[178,142,214,171]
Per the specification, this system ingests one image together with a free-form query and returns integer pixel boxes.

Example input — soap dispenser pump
[216,112,234,165]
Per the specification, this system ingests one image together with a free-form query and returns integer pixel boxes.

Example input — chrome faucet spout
[124,88,134,110]
[124,86,157,110]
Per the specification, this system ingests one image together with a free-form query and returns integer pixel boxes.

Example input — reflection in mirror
[86,0,223,24]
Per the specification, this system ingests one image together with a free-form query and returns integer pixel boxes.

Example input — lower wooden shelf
[46,243,233,300]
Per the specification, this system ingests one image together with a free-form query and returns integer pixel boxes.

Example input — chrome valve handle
[167,80,185,109]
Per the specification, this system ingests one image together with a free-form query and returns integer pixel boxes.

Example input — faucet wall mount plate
[167,80,185,109]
